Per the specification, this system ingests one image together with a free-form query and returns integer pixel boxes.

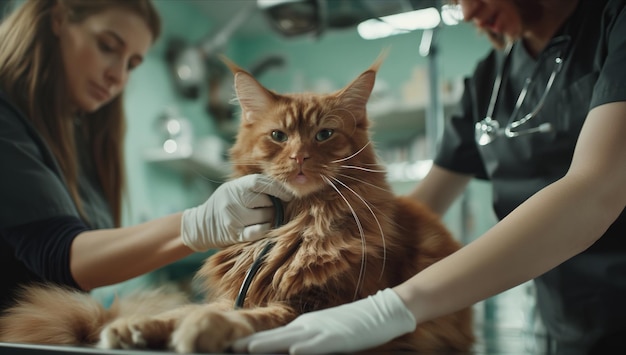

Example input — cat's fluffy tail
[0,284,187,345]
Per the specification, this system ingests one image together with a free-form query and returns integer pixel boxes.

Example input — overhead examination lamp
[257,0,462,40]
[257,0,326,37]
[357,7,440,40]
[357,3,461,40]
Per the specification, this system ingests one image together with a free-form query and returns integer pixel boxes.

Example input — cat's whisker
[338,173,393,193]
[340,165,386,173]
[229,161,258,165]
[321,175,366,301]
[331,141,372,164]
[229,162,263,167]
[185,168,229,185]
[248,180,289,206]
[329,176,386,281]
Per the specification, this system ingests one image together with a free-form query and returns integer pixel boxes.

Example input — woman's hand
[232,288,416,355]
[180,174,292,251]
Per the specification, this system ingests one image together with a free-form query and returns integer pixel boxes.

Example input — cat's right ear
[220,55,275,123]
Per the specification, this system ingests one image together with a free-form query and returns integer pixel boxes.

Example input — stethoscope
[474,36,570,146]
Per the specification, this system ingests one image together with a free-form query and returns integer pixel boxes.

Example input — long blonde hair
[0,0,161,227]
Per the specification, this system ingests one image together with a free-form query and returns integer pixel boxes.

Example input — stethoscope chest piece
[475,116,500,146]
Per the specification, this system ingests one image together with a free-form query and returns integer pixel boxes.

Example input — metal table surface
[0,330,547,355]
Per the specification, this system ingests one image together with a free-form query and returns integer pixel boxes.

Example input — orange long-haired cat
[0,55,474,353]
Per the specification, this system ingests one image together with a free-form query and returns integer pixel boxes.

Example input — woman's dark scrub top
[435,0,626,352]
[0,91,113,310]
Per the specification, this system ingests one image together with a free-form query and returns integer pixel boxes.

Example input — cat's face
[226,57,383,198]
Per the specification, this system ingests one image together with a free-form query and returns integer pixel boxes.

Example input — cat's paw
[98,316,172,350]
[170,309,254,353]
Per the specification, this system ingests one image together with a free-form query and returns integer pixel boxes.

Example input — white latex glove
[181,174,292,252]
[232,288,416,355]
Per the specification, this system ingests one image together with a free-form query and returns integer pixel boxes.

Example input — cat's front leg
[170,302,297,353]
[98,315,170,349]
[98,304,197,350]
[171,307,254,353]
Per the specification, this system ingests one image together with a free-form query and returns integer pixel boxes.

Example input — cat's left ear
[336,50,388,123]
[220,55,276,123]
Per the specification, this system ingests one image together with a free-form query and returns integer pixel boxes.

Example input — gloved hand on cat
[181,174,292,252]
[232,288,416,354]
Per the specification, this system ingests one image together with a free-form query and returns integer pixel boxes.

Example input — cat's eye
[315,129,334,142]
[271,130,288,142]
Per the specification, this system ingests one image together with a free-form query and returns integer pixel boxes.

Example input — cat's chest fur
[201,191,397,308]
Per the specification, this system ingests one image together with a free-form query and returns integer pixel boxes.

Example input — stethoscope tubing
[234,194,284,309]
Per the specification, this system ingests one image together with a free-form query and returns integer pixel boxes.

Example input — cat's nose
[290,153,310,165]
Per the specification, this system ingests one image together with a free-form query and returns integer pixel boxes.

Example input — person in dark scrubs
[0,0,290,311]
[234,0,626,354]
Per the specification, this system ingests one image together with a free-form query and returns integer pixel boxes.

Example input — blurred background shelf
[369,100,459,145]
[144,148,231,182]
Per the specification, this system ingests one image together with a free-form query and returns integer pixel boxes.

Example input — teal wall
[230,21,489,95]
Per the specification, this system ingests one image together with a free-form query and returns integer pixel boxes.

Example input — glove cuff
[180,207,206,252]
[377,288,417,333]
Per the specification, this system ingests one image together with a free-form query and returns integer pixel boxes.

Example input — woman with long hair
[0,0,290,310]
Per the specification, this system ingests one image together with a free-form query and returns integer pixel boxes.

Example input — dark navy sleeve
[434,51,498,180]
[590,2,626,108]
[434,77,488,179]
[1,216,89,288]
[0,92,80,229]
